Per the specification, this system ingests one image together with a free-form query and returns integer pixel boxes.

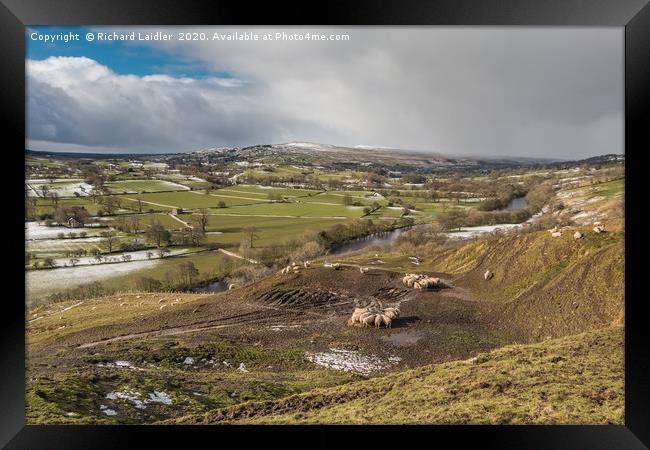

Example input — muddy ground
[30,265,506,373]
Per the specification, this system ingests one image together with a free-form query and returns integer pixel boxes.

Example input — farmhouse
[65,217,83,228]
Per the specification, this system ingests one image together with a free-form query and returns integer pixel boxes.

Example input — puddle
[380,330,425,347]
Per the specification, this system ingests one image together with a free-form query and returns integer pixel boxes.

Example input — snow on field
[26,258,163,295]
[44,247,192,267]
[26,181,94,197]
[27,236,104,252]
[26,222,104,240]
[446,223,525,239]
[26,178,83,184]
[305,349,401,376]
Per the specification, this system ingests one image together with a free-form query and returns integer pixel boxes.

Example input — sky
[26,26,623,159]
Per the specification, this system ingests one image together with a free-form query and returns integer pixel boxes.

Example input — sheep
[136,295,142,299]
[360,313,377,328]
[159,305,167,310]
[323,262,333,268]
[119,302,127,307]
[228,284,236,290]
[359,267,369,274]
[291,262,296,267]
[331,263,341,270]
[303,261,311,268]
[551,231,562,237]
[348,308,370,326]
[484,270,493,281]
[374,314,392,328]
[593,225,606,233]
[383,308,400,320]
[593,221,602,227]
[574,231,583,239]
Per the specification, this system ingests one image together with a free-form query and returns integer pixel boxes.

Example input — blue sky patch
[26,26,222,79]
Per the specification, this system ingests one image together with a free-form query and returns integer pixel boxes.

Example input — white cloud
[27,27,623,158]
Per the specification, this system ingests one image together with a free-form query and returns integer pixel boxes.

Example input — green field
[120,191,267,210]
[203,215,348,247]
[106,179,189,194]
[204,202,363,219]
[219,185,321,198]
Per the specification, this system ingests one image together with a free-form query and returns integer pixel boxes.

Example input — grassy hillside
[430,230,624,342]
[172,326,623,425]
[333,228,624,343]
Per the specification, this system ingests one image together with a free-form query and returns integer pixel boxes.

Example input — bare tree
[242,226,259,248]
[100,230,119,253]
[195,209,209,234]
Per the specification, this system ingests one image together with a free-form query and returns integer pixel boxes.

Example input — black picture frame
[1,0,647,448]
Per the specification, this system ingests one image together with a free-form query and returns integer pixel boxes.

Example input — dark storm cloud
[27,27,622,158]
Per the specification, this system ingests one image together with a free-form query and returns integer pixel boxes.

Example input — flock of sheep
[549,221,606,238]
[347,303,400,329]
[401,273,441,290]
[279,261,311,275]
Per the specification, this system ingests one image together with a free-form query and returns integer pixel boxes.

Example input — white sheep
[159,305,166,310]
[359,267,369,274]
[375,314,392,328]
[551,231,562,237]
[303,261,311,268]
[228,284,236,290]
[484,270,493,281]
[574,231,583,239]
[360,313,376,328]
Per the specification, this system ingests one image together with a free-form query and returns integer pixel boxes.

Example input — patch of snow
[268,324,302,331]
[305,349,400,376]
[99,405,118,416]
[106,390,147,409]
[148,391,173,405]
